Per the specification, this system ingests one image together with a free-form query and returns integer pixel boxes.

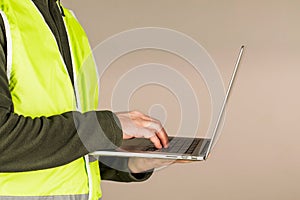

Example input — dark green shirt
[0,0,151,182]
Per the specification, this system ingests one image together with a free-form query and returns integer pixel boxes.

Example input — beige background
[62,1,300,200]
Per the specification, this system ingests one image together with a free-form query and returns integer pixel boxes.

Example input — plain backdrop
[62,1,300,200]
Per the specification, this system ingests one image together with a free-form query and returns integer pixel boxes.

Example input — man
[0,0,171,199]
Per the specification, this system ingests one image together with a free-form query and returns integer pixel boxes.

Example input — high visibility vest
[0,0,101,199]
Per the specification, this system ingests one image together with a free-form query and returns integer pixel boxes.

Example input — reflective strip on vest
[0,194,102,200]
[0,0,101,199]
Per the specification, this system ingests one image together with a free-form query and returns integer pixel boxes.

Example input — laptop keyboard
[145,137,202,154]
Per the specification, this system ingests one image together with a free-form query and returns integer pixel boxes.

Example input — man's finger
[143,120,169,148]
[149,135,163,149]
[175,160,193,163]
[155,127,169,148]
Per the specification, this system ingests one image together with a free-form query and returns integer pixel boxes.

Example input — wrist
[128,157,141,173]
[128,158,152,173]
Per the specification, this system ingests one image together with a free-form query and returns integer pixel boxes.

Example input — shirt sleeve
[0,17,123,173]
[98,157,153,182]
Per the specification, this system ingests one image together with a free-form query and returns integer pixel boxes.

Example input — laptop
[91,46,244,161]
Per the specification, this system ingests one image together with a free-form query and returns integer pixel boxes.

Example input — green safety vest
[0,0,101,199]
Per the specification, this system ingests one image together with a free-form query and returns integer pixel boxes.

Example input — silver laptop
[91,46,244,161]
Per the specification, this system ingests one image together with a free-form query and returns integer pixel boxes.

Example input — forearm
[0,108,123,172]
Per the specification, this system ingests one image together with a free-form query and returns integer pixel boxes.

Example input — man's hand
[116,111,192,173]
[128,158,191,173]
[116,111,169,149]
